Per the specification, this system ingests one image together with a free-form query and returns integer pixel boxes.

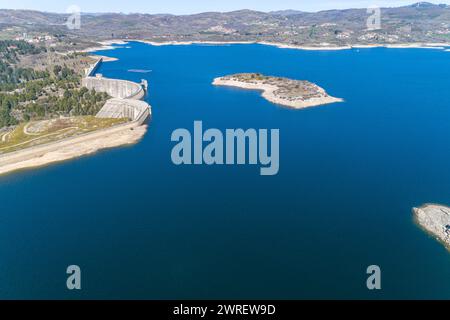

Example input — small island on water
[414,204,450,250]
[213,73,343,109]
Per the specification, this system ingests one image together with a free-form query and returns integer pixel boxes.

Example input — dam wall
[85,58,103,77]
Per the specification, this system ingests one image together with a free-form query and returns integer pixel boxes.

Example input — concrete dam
[82,58,151,124]
[82,74,147,100]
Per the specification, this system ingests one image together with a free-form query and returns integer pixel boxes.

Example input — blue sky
[0,0,449,14]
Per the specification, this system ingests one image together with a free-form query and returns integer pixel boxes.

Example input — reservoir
[0,42,449,299]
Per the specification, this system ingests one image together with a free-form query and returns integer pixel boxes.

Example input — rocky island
[3,4,450,50]
[413,204,450,250]
[213,73,343,109]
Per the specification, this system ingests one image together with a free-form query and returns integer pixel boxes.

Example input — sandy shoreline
[413,204,450,251]
[212,77,343,109]
[258,41,353,50]
[82,40,130,52]
[140,40,450,51]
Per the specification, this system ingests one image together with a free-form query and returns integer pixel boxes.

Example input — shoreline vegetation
[213,73,343,109]
[413,204,450,251]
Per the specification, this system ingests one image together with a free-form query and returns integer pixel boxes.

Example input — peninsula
[0,52,151,175]
[213,73,343,109]
[413,204,450,250]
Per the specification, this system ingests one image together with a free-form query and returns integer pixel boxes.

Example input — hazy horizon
[0,0,449,15]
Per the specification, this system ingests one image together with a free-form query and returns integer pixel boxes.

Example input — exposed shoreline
[82,39,450,53]
[413,204,450,251]
[212,77,343,109]
[82,40,130,52]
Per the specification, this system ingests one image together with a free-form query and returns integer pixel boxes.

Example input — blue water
[0,42,449,299]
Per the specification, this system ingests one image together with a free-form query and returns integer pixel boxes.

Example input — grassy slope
[0,116,128,154]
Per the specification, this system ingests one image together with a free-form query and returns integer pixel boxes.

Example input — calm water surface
[0,42,449,299]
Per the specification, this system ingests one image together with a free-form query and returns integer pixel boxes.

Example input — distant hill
[0,2,449,46]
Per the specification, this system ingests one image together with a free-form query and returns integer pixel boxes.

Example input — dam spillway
[82,74,146,100]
